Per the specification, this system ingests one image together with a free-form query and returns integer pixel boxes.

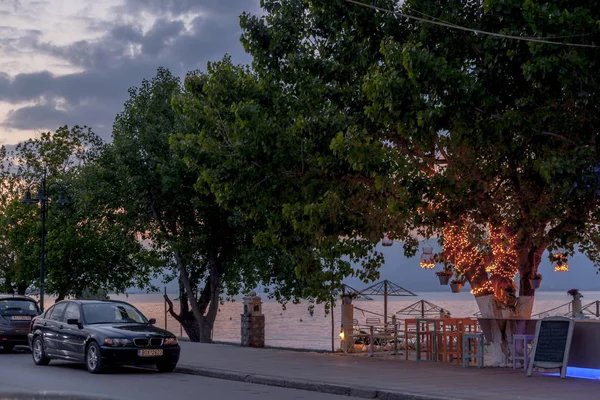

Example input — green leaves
[0,125,157,297]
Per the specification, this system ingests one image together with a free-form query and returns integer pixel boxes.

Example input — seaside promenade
[176,341,599,400]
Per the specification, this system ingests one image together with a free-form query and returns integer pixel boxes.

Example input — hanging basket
[530,278,542,290]
[554,261,569,272]
[438,275,451,285]
[552,252,569,272]
[450,282,463,293]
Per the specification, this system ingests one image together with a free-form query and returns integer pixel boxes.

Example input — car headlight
[164,337,178,345]
[104,338,132,346]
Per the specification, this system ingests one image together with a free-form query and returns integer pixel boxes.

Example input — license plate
[10,316,31,321]
[138,349,163,357]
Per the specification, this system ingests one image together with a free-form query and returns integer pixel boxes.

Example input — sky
[0,0,261,145]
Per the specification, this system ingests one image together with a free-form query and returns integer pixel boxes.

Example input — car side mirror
[67,318,82,328]
[148,318,156,325]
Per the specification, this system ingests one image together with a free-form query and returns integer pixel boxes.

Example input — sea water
[103,290,598,351]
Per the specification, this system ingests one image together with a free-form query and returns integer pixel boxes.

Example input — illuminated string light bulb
[441,221,519,299]
[471,281,493,296]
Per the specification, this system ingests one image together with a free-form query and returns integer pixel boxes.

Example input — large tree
[106,68,307,342]
[170,0,408,311]
[356,0,600,363]
[237,0,600,363]
[172,52,395,313]
[0,126,161,300]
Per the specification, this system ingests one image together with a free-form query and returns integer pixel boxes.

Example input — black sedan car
[28,299,180,374]
[0,295,41,351]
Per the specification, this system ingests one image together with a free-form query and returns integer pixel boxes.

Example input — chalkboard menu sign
[527,317,574,379]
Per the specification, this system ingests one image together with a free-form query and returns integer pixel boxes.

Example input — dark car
[0,295,41,351]
[27,299,180,374]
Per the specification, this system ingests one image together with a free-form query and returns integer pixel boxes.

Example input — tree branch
[163,293,183,324]
[541,131,578,146]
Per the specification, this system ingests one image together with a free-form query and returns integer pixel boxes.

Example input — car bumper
[0,332,29,347]
[99,345,180,365]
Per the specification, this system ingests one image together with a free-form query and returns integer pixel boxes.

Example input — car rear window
[0,299,40,316]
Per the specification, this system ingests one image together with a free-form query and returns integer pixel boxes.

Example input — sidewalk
[176,342,599,400]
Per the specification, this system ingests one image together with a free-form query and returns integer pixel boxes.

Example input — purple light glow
[545,367,600,380]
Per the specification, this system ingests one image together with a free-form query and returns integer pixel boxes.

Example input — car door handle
[59,325,64,329]
[43,322,47,326]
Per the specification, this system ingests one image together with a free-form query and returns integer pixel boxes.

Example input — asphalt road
[0,347,361,400]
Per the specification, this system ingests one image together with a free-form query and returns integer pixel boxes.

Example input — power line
[345,0,598,49]
[409,5,591,40]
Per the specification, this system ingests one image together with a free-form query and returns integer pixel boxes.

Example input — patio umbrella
[359,280,417,326]
[396,299,450,319]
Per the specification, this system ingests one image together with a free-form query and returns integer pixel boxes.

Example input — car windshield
[82,303,148,324]
[0,299,39,316]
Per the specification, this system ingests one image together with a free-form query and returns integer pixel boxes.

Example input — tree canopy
[0,126,161,298]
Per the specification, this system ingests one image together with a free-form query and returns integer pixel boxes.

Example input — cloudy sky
[0,0,261,145]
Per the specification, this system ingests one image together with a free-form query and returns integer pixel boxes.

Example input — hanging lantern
[382,236,393,247]
[420,247,435,269]
[552,252,569,272]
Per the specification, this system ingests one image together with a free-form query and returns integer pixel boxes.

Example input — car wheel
[156,361,177,373]
[32,336,50,366]
[85,341,105,374]
[3,344,14,352]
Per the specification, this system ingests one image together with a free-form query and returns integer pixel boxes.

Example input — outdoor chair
[352,319,370,352]
[512,334,535,369]
[437,318,463,364]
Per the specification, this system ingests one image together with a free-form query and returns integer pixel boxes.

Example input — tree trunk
[16,282,27,295]
[164,250,220,344]
[149,202,213,342]
[177,311,213,343]
[198,316,213,343]
[476,293,534,366]
[179,310,201,342]
[200,250,220,343]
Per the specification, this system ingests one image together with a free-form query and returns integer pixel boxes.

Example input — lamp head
[33,184,45,201]
[56,188,69,206]
[20,189,37,205]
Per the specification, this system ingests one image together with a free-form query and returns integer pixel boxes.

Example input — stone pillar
[340,295,354,353]
[241,292,265,348]
[572,295,583,318]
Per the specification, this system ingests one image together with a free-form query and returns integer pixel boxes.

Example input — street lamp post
[20,168,68,312]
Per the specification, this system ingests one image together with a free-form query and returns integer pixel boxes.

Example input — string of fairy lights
[408,150,569,299]
[420,221,568,299]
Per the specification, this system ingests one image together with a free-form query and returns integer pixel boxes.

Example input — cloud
[120,0,260,17]
[3,98,121,132]
[0,25,42,56]
[3,101,67,130]
[0,0,260,142]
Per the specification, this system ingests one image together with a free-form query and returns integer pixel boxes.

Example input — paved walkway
[177,342,599,400]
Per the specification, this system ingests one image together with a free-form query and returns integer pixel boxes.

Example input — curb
[0,391,126,400]
[174,365,457,400]
[176,338,330,354]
